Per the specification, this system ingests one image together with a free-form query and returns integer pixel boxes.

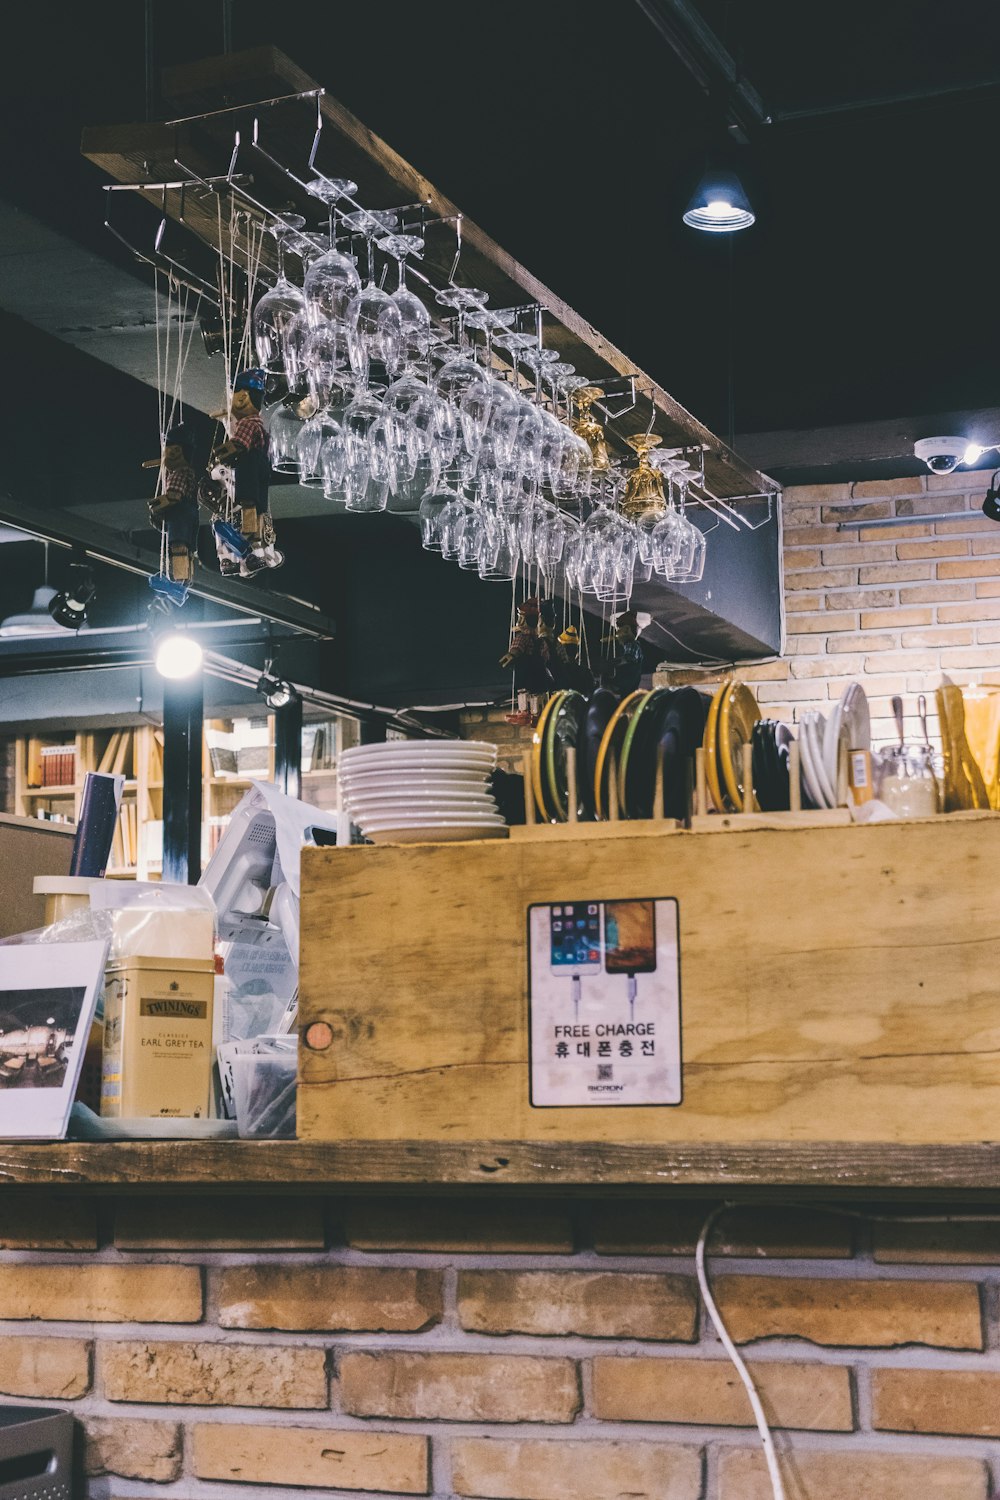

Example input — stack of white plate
[799,684,871,808]
[339,740,507,844]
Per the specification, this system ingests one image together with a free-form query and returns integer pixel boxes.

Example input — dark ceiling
[1,0,997,439]
[0,1,996,707]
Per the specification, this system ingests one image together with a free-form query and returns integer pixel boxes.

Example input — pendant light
[682,164,755,233]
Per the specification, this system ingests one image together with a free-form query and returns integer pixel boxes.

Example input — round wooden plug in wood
[303,1021,334,1052]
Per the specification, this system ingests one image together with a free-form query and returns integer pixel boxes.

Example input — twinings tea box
[101,957,215,1118]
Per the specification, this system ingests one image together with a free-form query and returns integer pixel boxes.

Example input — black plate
[751,720,771,809]
[661,687,709,819]
[623,688,673,818]
[773,721,793,810]
[580,686,620,819]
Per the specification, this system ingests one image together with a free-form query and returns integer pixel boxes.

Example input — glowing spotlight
[155,633,203,679]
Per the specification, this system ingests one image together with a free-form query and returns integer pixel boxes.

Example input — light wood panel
[298,817,1000,1147]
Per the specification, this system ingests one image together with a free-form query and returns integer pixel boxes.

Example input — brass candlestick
[621,433,666,520]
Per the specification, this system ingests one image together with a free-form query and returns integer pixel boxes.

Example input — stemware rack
[81,44,777,510]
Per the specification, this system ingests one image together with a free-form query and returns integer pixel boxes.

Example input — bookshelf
[12,715,354,878]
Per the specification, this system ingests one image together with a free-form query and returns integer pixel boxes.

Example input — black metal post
[274,694,303,800]
[162,670,204,884]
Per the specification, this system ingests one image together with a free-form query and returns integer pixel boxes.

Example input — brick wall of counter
[3,1195,1000,1499]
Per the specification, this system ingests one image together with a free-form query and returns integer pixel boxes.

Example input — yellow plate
[703,679,730,812]
[593,690,646,819]
[719,681,761,812]
[531,692,564,821]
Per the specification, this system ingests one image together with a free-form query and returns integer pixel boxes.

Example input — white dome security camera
[914,436,971,474]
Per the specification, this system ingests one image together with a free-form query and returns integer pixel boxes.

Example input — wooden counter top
[2,1140,1000,1196]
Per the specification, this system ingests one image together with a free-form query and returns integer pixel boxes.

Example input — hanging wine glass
[320,423,349,500]
[295,410,338,487]
[305,174,358,242]
[478,525,519,582]
[304,320,349,411]
[435,354,493,457]
[345,284,404,382]
[418,486,455,551]
[437,492,472,560]
[379,234,432,370]
[253,217,308,372]
[303,245,361,329]
[263,400,304,474]
[434,286,489,350]
[456,504,488,570]
[341,210,403,381]
[464,306,516,371]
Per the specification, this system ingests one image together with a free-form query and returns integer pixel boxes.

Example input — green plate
[546,690,588,821]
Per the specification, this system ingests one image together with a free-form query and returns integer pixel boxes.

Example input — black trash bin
[0,1407,72,1500]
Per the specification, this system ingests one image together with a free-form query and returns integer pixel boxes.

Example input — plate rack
[516,740,856,839]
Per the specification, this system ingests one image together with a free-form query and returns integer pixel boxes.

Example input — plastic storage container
[232,1045,297,1138]
[0,1405,73,1500]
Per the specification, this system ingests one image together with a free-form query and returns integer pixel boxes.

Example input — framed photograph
[0,940,109,1139]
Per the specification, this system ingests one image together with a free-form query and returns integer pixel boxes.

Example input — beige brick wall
[684,471,1000,749]
[4,1194,1000,1498]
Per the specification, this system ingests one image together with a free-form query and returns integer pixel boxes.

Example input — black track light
[47,556,97,631]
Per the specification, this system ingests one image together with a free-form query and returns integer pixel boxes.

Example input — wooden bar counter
[297,813,1000,1156]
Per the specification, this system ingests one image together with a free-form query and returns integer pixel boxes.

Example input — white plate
[358,822,503,834]
[341,759,495,778]
[342,743,496,764]
[822,683,871,803]
[808,712,836,807]
[798,714,827,809]
[343,738,495,756]
[366,825,509,844]
[347,798,500,810]
[340,766,492,784]
[822,698,844,794]
[345,789,498,806]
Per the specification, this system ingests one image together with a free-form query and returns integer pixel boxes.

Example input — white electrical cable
[696,1203,787,1500]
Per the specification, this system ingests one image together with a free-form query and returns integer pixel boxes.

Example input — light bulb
[964,443,985,466]
[155,633,203,679]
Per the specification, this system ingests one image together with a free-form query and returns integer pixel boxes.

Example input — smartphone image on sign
[604,899,657,977]
[549,902,602,976]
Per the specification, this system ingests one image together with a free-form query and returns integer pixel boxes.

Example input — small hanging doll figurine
[146,423,199,597]
[210,369,283,575]
[537,599,594,694]
[601,608,645,695]
[500,597,550,700]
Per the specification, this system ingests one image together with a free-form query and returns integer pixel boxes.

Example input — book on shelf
[205,728,238,776]
[40,745,76,788]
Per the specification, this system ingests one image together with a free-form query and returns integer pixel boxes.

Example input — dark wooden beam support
[162,667,204,884]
